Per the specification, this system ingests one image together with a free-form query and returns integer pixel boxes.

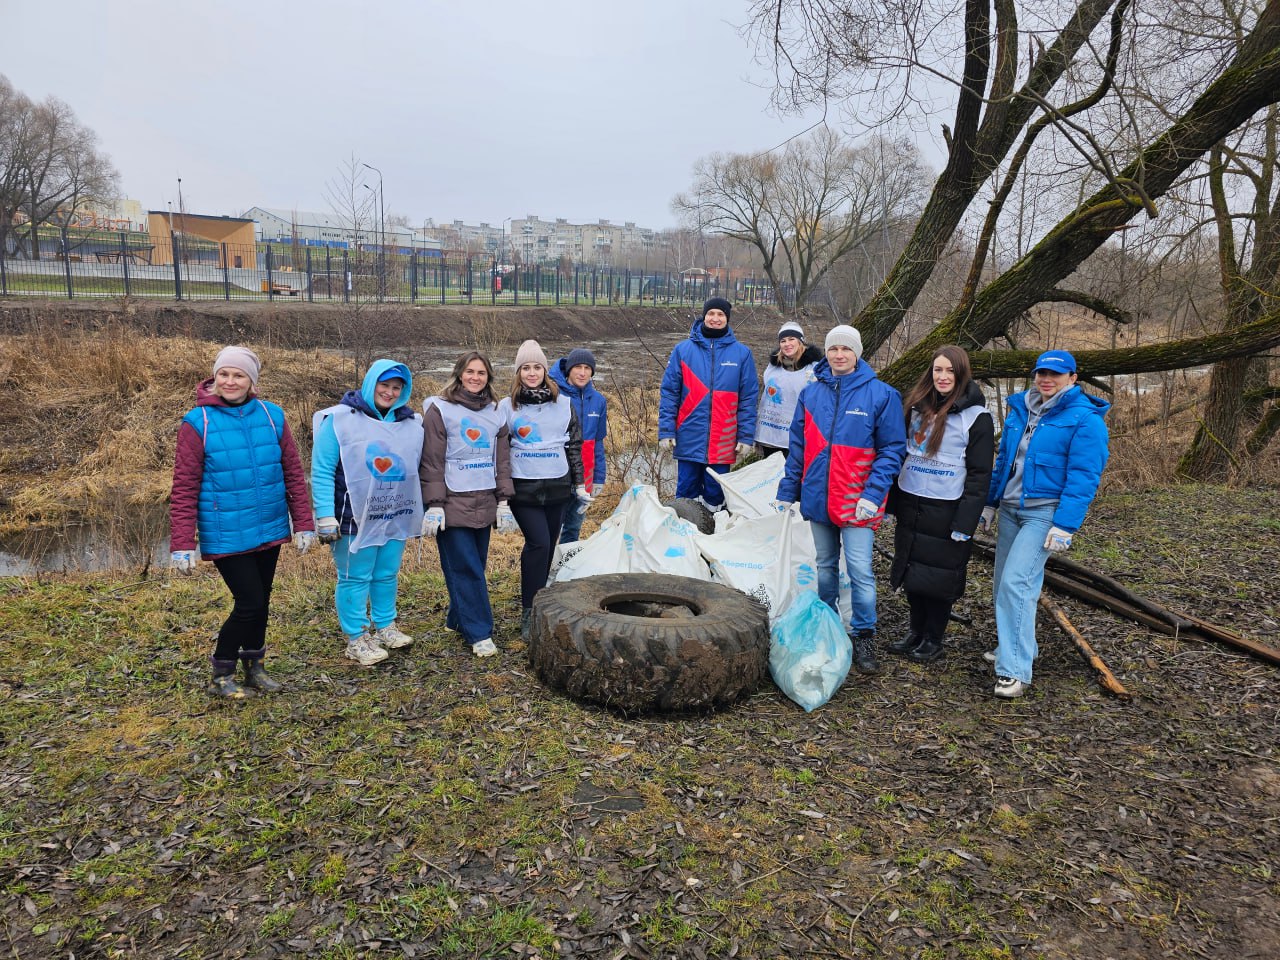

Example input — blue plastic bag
[769,590,853,712]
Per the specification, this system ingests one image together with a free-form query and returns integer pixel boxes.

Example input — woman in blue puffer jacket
[170,345,316,699]
[981,350,1110,699]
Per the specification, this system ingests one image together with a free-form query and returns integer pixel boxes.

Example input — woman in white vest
[419,352,515,658]
[500,340,588,641]
[756,321,823,458]
[312,359,425,666]
[886,345,994,664]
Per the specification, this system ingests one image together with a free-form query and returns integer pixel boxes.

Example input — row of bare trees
[672,0,1280,480]
[0,74,119,262]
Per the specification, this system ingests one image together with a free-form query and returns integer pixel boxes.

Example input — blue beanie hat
[703,297,732,321]
[565,348,596,374]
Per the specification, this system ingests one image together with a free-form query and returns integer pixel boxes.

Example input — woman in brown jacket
[419,351,515,657]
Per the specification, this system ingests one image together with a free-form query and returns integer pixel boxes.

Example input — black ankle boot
[886,630,921,656]
[852,630,881,675]
[242,659,283,692]
[907,635,945,664]
[209,657,254,699]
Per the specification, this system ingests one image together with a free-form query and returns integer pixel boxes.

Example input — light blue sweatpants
[331,536,407,640]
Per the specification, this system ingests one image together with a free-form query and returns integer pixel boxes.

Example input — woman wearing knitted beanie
[500,340,587,640]
[169,345,316,698]
[756,320,823,458]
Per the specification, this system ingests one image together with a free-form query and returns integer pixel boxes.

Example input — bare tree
[0,75,117,260]
[674,128,928,311]
[745,0,1280,395]
[323,154,379,371]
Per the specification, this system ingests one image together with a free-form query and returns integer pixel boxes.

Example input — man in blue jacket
[550,348,609,543]
[658,297,759,509]
[980,350,1110,698]
[776,324,906,674]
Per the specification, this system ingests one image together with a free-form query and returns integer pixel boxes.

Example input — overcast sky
[4,0,835,231]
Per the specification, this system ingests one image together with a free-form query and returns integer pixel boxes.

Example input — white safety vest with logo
[756,362,816,448]
[897,405,991,501]
[424,397,504,493]
[314,404,425,552]
[500,395,571,480]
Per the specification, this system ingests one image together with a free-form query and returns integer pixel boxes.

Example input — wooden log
[1040,598,1130,698]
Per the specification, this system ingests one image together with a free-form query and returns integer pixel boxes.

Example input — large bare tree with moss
[744,0,1280,398]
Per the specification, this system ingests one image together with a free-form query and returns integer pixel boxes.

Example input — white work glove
[980,506,997,533]
[658,437,674,453]
[422,507,446,538]
[951,530,971,542]
[495,502,518,534]
[1044,526,1073,553]
[317,517,340,544]
[854,497,879,522]
[735,442,752,459]
[574,484,594,508]
[773,499,792,513]
[170,550,196,575]
[294,531,316,554]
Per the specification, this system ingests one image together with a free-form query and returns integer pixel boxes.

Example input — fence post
[266,245,275,301]
[119,233,131,297]
[466,257,473,304]
[60,225,74,299]
[514,265,520,306]
[0,246,6,297]
[410,250,418,303]
[343,249,350,303]
[171,231,183,300]
[306,248,314,303]
[223,243,232,300]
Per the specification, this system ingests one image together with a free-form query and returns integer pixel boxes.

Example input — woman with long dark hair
[419,351,515,658]
[886,345,994,664]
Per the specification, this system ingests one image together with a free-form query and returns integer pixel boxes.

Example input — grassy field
[1,484,1279,959]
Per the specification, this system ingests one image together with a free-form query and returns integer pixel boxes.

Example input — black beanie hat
[702,297,732,322]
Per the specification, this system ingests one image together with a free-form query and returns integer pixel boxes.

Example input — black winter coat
[888,381,995,600]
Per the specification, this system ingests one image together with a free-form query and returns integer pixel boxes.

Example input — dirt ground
[1,484,1278,959]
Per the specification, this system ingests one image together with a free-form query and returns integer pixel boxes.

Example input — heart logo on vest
[372,456,393,474]
[465,427,481,441]
[517,425,533,439]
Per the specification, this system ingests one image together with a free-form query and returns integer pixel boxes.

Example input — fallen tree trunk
[972,539,1280,667]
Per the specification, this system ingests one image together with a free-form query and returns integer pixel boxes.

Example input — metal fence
[0,227,788,308]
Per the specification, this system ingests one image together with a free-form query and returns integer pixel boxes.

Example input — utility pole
[362,162,385,300]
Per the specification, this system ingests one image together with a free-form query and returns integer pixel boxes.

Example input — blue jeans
[992,502,1055,684]
[331,537,407,640]
[809,520,876,633]
[437,525,494,645]
[559,498,588,543]
[675,459,730,507]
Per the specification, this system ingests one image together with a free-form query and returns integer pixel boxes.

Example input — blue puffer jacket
[777,358,906,529]
[180,390,292,555]
[658,323,759,464]
[550,357,608,491]
[312,359,416,535]
[987,385,1110,532]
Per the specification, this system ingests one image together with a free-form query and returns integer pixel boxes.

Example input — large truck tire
[528,573,769,715]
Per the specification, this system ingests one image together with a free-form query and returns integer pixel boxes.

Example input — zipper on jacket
[708,339,717,456]
[825,375,843,516]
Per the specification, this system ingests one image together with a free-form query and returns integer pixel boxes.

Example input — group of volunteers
[169,340,607,699]
[170,296,1109,703]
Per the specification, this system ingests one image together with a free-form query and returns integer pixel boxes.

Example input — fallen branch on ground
[1039,598,1130,698]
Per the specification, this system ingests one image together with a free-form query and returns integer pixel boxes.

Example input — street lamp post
[362,162,385,300]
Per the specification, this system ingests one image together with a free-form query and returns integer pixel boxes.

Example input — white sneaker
[471,638,498,658]
[983,649,997,664]
[374,623,414,649]
[994,676,1028,699]
[345,634,389,666]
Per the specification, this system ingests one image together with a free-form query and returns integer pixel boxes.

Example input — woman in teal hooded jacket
[312,359,425,666]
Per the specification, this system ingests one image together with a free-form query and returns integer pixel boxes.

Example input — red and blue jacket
[777,358,906,529]
[549,357,609,492]
[658,323,759,464]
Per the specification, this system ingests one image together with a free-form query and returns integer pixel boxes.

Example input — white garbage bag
[711,453,787,519]
[695,504,817,621]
